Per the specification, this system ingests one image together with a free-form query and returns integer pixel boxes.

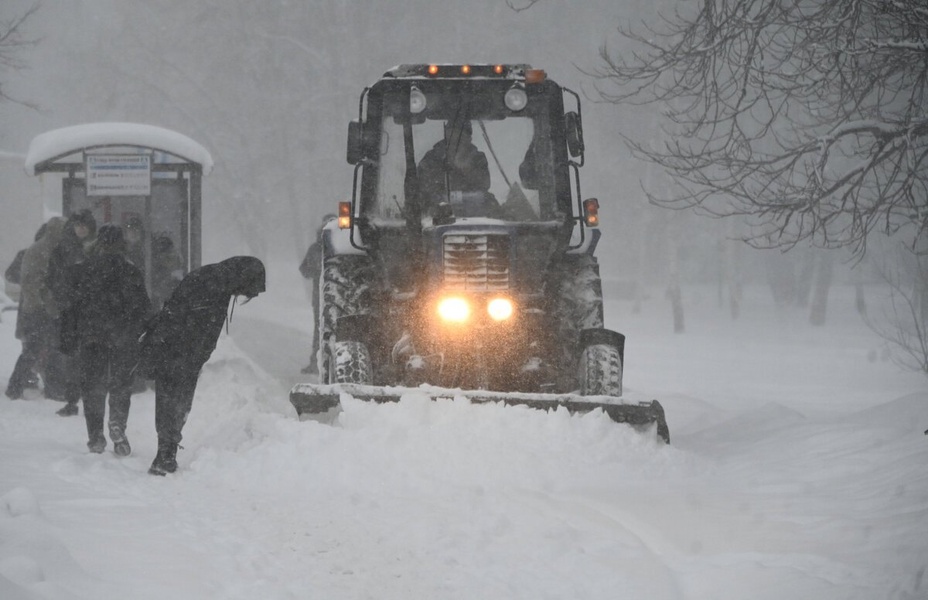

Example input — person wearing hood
[137,256,265,475]
[5,217,67,400]
[67,224,151,455]
[46,208,97,415]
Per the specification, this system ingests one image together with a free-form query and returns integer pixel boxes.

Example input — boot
[109,424,131,457]
[87,435,106,454]
[113,438,131,457]
[148,441,178,476]
[56,401,79,417]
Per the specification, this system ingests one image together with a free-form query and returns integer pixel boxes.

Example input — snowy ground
[1,263,926,600]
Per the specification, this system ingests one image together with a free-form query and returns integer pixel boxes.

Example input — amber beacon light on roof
[390,63,547,82]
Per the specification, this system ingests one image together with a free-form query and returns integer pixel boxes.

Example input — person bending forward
[138,256,265,475]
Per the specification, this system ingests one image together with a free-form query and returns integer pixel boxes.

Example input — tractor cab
[346,64,590,235]
[342,64,597,295]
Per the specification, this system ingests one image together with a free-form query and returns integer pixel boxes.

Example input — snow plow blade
[289,383,670,444]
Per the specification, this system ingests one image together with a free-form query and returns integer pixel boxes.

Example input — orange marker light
[494,64,504,74]
[338,201,352,229]
[461,65,471,75]
[428,64,440,75]
[525,69,546,84]
[583,198,600,227]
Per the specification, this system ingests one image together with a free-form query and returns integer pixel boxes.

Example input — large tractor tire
[320,255,373,384]
[552,254,606,392]
[333,340,373,385]
[578,343,623,397]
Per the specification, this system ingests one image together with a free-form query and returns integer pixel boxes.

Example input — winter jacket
[5,222,50,286]
[66,252,151,352]
[138,256,265,378]
[18,217,66,321]
[47,224,92,311]
[5,249,26,285]
[418,138,492,204]
[299,241,321,280]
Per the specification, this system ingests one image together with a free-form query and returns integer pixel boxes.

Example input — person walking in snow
[137,256,265,475]
[5,217,67,400]
[46,209,97,416]
[66,224,151,455]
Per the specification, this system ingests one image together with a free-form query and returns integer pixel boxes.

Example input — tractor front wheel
[332,340,373,385]
[578,343,623,397]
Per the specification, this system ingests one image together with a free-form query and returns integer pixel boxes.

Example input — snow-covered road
[1,272,926,599]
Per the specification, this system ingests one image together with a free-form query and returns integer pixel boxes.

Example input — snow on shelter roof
[24,122,214,176]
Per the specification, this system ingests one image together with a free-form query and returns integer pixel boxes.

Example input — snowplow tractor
[290,64,669,444]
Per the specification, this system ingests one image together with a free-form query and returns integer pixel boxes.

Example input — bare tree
[0,3,40,109]
[866,243,928,374]
[591,0,928,259]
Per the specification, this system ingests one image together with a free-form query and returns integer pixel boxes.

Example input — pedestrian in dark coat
[4,222,49,397]
[68,224,151,455]
[5,217,66,400]
[138,256,265,475]
[46,209,97,415]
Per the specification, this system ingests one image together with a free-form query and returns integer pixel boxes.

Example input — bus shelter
[24,122,213,304]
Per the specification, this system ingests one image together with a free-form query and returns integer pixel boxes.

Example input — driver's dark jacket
[138,256,265,378]
[417,139,491,204]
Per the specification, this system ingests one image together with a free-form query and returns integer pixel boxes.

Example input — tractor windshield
[368,83,559,225]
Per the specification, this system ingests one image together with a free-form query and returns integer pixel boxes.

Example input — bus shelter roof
[25,122,214,176]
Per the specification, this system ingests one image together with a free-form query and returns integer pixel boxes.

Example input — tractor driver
[417,120,500,218]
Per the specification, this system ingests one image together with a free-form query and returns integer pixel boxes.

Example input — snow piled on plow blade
[290,382,670,443]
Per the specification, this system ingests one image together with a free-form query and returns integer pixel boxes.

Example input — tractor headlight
[437,297,471,323]
[410,86,427,114]
[504,86,528,112]
[487,297,514,321]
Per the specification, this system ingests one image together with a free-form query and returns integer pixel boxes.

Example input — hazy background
[0,0,869,320]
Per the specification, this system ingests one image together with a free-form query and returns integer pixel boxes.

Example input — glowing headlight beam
[437,297,471,323]
[487,298,514,321]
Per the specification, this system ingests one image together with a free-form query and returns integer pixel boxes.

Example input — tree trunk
[724,221,741,319]
[809,252,835,326]
[667,220,684,333]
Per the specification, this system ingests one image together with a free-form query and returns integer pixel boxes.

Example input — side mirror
[565,111,584,158]
[346,121,362,165]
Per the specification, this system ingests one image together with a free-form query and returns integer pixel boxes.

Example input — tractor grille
[442,234,510,291]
